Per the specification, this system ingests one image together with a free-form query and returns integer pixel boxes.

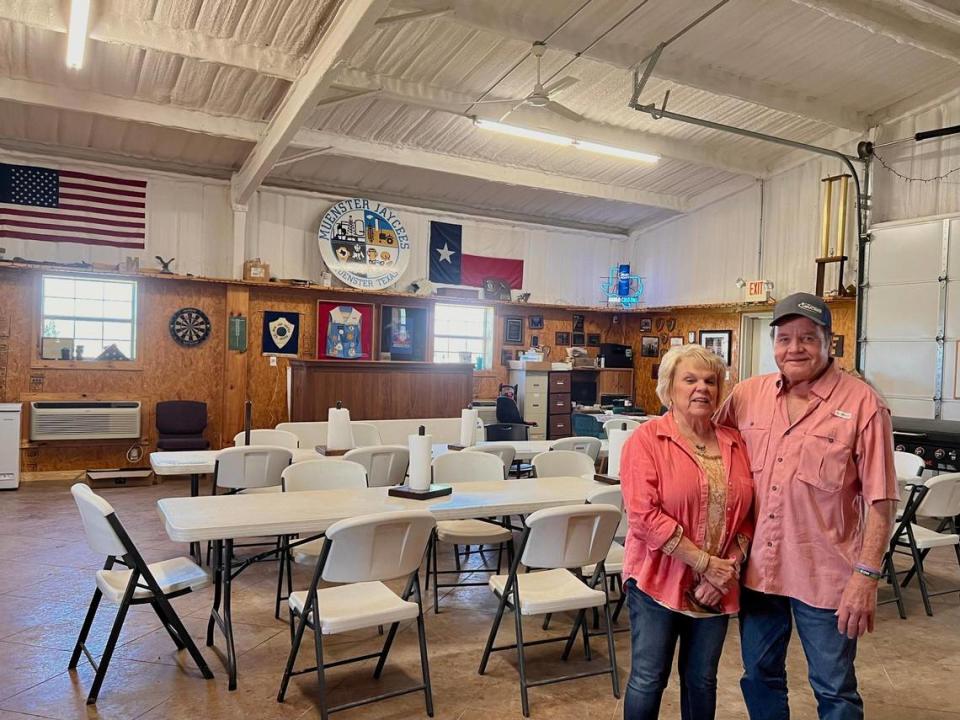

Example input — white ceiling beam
[0,2,302,81]
[437,2,867,132]
[375,7,452,25]
[294,128,688,211]
[0,76,265,141]
[332,67,767,176]
[866,76,960,127]
[791,0,960,64]
[0,76,689,211]
[231,0,392,205]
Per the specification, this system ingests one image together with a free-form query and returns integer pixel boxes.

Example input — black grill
[892,417,960,472]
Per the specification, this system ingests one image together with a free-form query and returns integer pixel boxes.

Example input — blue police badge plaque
[317,199,410,289]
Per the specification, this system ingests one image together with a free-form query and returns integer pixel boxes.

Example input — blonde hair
[656,344,727,408]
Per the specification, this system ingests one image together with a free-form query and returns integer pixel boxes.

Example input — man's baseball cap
[770,292,832,333]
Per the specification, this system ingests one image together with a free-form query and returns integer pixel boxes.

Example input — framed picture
[641,335,659,357]
[830,334,844,358]
[555,331,570,346]
[688,331,696,343]
[670,336,684,348]
[699,330,733,366]
[500,349,513,367]
[262,310,300,357]
[504,317,524,345]
[317,302,374,359]
[572,314,585,332]
[651,363,660,380]
[587,333,601,347]
[572,332,586,346]
[529,315,544,330]
[640,318,652,332]
[531,335,539,347]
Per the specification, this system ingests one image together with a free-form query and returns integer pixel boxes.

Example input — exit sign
[747,280,769,301]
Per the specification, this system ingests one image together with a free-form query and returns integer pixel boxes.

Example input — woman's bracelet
[854,563,882,581]
[693,550,710,574]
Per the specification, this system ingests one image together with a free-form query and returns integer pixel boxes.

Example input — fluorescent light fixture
[474,118,659,164]
[574,139,660,164]
[66,0,91,69]
[474,118,573,146]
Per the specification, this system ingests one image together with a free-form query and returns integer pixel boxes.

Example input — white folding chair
[464,443,516,479]
[277,510,437,720]
[894,450,925,514]
[550,436,602,462]
[351,422,383,447]
[889,472,960,616]
[479,504,622,717]
[602,418,641,436]
[273,460,368,618]
[542,487,627,632]
[427,452,513,612]
[532,450,596,479]
[233,429,300,449]
[344,445,409,487]
[69,484,213,704]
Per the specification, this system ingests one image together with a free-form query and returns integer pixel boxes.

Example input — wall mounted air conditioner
[29,401,141,441]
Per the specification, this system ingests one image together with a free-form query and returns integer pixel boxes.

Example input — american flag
[0,163,146,249]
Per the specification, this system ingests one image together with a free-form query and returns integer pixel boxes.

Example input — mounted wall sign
[169,308,211,347]
[317,198,410,289]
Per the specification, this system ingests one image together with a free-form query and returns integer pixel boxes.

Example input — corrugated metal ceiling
[0,0,955,232]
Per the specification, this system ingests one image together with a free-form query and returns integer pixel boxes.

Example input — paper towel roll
[327,407,355,451]
[459,408,479,446]
[408,433,433,491]
[607,428,631,478]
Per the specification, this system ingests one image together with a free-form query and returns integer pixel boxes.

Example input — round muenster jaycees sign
[317,198,410,289]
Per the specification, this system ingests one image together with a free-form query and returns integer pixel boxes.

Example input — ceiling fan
[475,41,583,123]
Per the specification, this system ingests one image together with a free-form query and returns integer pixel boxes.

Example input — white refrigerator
[0,403,22,490]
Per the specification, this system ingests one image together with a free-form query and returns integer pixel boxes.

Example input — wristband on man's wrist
[854,563,882,581]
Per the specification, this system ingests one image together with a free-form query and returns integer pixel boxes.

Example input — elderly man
[716,292,897,720]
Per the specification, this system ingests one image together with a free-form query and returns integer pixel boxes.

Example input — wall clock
[169,307,211,346]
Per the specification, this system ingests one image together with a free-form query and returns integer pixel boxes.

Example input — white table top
[157,476,603,543]
[477,439,609,460]
[580,412,651,425]
[150,448,321,476]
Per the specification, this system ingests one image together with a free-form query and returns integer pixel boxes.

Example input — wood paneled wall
[0,264,856,473]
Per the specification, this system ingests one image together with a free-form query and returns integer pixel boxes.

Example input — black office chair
[156,401,209,451]
[488,396,537,476]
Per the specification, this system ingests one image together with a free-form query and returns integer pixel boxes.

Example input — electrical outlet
[269,356,277,367]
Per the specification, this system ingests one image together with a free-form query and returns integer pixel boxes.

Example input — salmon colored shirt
[716,361,899,610]
[620,412,755,614]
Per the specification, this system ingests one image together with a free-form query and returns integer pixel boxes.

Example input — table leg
[205,538,239,690]
[189,474,201,563]
[223,539,237,690]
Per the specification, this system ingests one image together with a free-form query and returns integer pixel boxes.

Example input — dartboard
[169,307,211,346]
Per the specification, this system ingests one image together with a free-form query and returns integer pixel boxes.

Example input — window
[40,275,137,361]
[433,303,494,369]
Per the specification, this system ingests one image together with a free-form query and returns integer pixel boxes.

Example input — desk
[156,476,605,689]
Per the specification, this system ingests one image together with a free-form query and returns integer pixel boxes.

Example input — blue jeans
[624,581,730,720]
[739,587,862,720]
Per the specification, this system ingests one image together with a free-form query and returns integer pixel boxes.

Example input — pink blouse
[620,412,755,614]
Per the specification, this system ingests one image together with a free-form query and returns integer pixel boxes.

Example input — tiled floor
[2,480,960,719]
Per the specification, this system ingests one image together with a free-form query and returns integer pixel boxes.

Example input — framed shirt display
[317,302,374,359]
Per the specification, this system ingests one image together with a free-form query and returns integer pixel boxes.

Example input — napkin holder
[388,483,453,500]
[593,473,621,485]
[315,445,348,457]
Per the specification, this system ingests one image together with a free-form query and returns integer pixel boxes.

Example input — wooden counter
[288,360,474,421]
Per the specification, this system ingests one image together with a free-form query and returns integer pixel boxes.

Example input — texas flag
[428,221,524,289]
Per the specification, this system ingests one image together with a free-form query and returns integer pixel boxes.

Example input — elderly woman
[620,344,754,720]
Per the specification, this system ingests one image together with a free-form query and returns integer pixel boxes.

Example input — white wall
[872,95,960,224]
[246,187,630,307]
[0,148,629,308]
[630,182,763,306]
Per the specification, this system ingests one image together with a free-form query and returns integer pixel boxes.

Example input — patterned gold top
[695,449,728,556]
